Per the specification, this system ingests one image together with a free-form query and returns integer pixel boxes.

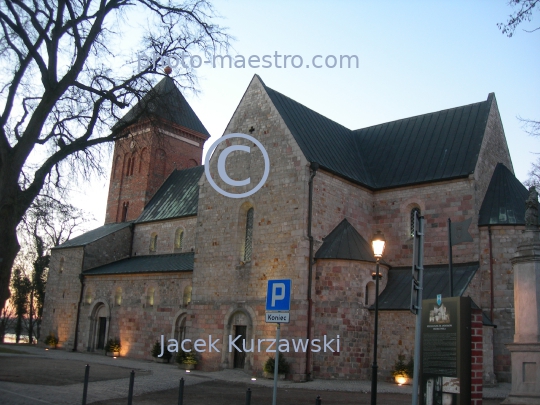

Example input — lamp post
[370,231,386,405]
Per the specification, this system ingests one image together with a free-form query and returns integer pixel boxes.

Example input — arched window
[174,228,184,250]
[59,257,65,273]
[410,207,421,237]
[115,287,122,306]
[85,288,93,305]
[126,157,132,177]
[149,233,158,252]
[243,208,254,262]
[147,287,155,307]
[365,282,375,306]
[183,285,192,306]
[121,201,129,222]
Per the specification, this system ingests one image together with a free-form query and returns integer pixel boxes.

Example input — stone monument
[503,187,540,404]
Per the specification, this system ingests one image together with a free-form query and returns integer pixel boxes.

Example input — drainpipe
[488,226,494,321]
[73,273,85,352]
[306,162,319,380]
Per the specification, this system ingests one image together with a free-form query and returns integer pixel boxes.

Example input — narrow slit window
[244,208,254,262]
[174,228,184,250]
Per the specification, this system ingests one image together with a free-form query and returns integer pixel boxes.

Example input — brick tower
[105,76,210,223]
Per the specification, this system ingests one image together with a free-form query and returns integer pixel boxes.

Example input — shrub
[44,334,59,347]
[391,354,414,377]
[175,349,198,365]
[106,338,121,353]
[151,340,172,360]
[263,355,289,374]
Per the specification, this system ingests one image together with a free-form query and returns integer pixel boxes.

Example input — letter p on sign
[266,279,292,311]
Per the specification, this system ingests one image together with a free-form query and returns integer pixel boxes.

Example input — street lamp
[371,230,386,405]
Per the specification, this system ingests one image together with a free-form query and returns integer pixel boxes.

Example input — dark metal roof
[53,222,132,250]
[478,163,528,226]
[353,94,493,189]
[113,77,210,137]
[315,219,376,263]
[376,262,479,310]
[83,252,194,275]
[136,166,203,223]
[260,77,374,187]
[260,75,493,190]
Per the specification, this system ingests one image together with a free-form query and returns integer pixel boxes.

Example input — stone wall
[376,311,417,380]
[313,259,389,380]
[311,171,373,251]
[478,225,524,382]
[190,75,312,380]
[132,217,197,256]
[473,95,514,215]
[78,272,192,358]
[83,225,133,270]
[40,247,84,348]
[374,179,477,267]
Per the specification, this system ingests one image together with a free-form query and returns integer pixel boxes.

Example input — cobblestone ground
[0,344,509,405]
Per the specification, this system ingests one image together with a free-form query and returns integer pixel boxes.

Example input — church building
[41,74,529,385]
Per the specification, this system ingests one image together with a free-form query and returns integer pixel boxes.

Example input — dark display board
[421,296,471,405]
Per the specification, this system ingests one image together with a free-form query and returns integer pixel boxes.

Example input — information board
[421,296,471,405]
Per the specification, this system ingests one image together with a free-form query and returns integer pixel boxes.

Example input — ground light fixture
[371,230,386,405]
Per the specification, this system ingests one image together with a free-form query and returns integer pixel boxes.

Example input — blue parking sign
[266,279,292,311]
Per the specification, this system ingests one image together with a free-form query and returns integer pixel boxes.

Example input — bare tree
[0,0,231,310]
[498,0,539,36]
[499,1,539,186]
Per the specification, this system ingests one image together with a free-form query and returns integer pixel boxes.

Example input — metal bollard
[315,395,322,405]
[245,387,252,405]
[82,364,90,405]
[178,377,185,405]
[127,370,135,405]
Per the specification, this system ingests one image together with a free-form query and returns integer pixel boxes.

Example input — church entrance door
[97,317,107,350]
[233,325,246,368]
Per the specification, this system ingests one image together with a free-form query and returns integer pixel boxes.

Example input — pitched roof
[113,77,210,137]
[261,79,374,186]
[260,75,493,190]
[315,219,376,263]
[375,262,479,310]
[478,163,529,226]
[83,252,194,275]
[136,166,203,223]
[53,222,132,250]
[353,94,493,189]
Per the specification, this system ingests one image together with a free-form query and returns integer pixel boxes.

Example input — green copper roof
[113,77,210,137]
[53,222,132,250]
[83,252,194,275]
[136,166,203,223]
[478,163,529,226]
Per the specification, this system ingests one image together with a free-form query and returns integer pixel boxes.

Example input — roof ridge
[352,99,488,133]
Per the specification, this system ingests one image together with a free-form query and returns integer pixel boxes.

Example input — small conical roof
[478,163,529,226]
[315,219,376,262]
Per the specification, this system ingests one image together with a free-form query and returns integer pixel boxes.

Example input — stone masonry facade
[41,75,525,387]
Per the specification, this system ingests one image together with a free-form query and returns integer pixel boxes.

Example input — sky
[71,0,540,232]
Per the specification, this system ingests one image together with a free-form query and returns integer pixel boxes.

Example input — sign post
[265,279,291,405]
[411,211,425,405]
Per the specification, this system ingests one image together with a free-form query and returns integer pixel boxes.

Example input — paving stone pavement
[0,346,510,404]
